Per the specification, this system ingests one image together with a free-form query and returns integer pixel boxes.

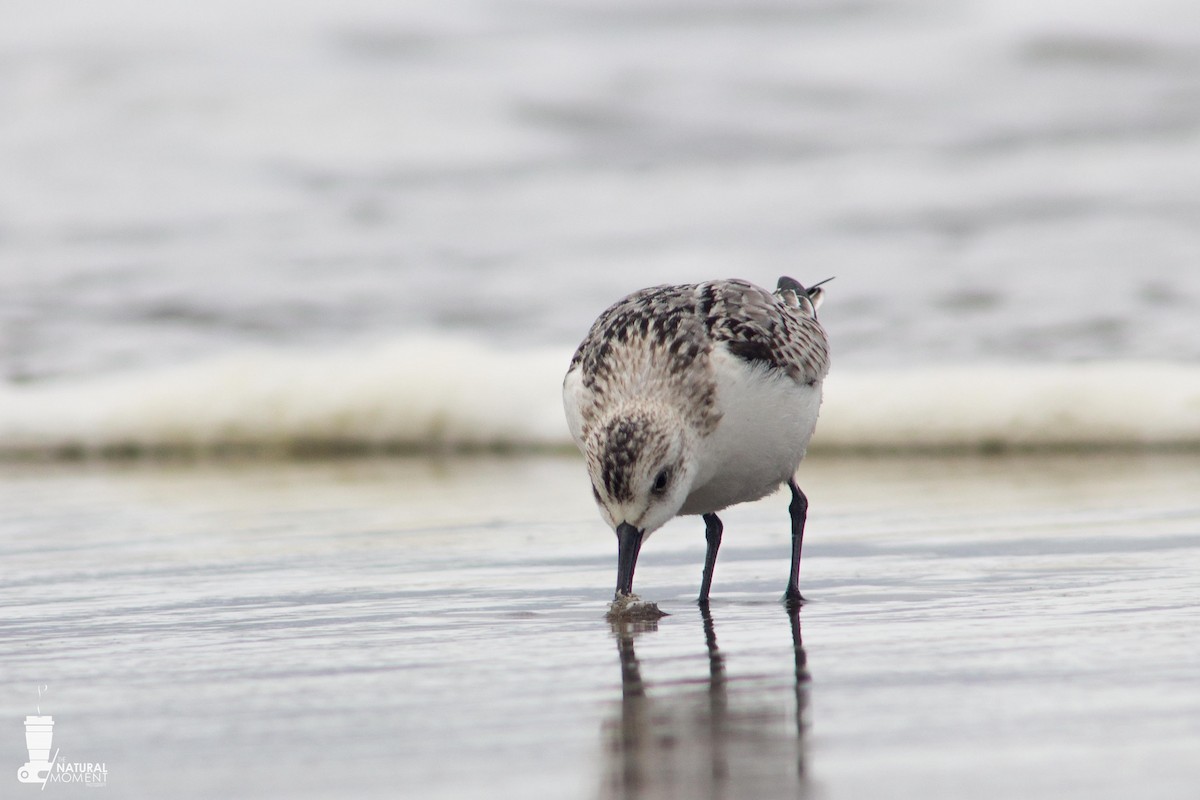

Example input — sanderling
[563,277,831,609]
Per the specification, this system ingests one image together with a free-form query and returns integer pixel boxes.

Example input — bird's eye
[651,469,670,495]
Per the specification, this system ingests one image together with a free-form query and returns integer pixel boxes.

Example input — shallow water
[2,453,1198,798]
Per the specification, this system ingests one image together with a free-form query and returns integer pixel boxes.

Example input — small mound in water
[605,593,667,622]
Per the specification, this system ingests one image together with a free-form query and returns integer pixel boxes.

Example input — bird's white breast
[679,346,822,515]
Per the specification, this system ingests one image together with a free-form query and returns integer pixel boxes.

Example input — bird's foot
[782,587,807,609]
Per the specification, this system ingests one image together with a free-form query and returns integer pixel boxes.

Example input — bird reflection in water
[602,606,811,799]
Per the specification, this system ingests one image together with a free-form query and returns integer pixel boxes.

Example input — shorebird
[563,277,831,607]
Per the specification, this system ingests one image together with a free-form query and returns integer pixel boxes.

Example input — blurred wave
[3,0,1200,384]
[2,336,1197,458]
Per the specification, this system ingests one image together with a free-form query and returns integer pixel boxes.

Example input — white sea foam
[817,363,1200,452]
[1,337,1198,457]
[0,337,569,457]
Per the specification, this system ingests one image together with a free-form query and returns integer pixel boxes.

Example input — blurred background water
[2,0,1199,388]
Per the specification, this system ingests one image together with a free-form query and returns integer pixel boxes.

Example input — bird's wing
[699,280,830,386]
[562,279,829,440]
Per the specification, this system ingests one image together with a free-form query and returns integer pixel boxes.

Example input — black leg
[698,513,723,605]
[783,480,808,607]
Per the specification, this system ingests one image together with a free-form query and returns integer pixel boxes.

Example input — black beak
[615,522,644,599]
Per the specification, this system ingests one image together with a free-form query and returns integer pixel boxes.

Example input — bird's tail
[776,276,833,316]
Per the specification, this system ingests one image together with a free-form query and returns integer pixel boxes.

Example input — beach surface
[2,452,1198,799]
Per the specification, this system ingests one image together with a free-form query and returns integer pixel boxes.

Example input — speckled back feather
[566,279,830,442]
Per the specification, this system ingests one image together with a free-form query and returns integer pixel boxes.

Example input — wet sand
[1,454,1198,799]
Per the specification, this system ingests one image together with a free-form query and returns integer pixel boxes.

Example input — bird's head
[584,405,697,596]
[585,406,696,535]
